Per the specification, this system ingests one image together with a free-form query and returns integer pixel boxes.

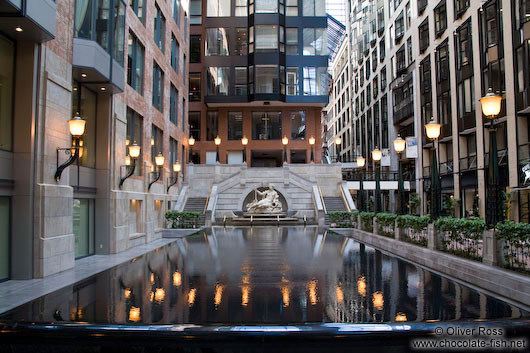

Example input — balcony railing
[439,160,454,175]
[459,155,477,171]
[342,170,416,182]
[393,97,414,124]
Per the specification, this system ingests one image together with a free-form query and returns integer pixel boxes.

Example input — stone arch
[237,184,289,212]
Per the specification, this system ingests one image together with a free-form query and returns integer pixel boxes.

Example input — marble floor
[0,237,182,314]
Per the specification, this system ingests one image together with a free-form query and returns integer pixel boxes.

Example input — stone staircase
[183,197,207,226]
[323,197,347,225]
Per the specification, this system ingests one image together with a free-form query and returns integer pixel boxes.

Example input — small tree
[408,193,421,216]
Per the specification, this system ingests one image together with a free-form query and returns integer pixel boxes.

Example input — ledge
[332,228,530,310]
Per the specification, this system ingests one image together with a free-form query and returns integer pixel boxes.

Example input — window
[252,112,282,140]
[206,111,219,140]
[379,37,385,61]
[395,11,404,42]
[434,1,447,37]
[182,98,186,131]
[206,28,230,55]
[72,82,96,168]
[207,67,230,95]
[228,112,244,140]
[207,0,230,16]
[170,84,179,125]
[286,0,297,15]
[420,56,432,125]
[286,28,298,54]
[189,112,201,140]
[407,37,413,65]
[454,0,469,18]
[256,0,278,13]
[236,0,248,16]
[377,7,385,33]
[406,2,411,29]
[73,199,95,259]
[174,0,181,25]
[303,67,327,95]
[302,28,327,55]
[0,35,13,151]
[154,5,166,52]
[171,34,180,72]
[190,0,202,24]
[418,17,429,53]
[287,67,299,95]
[235,28,248,55]
[183,55,187,81]
[418,0,427,13]
[436,41,449,83]
[189,73,201,101]
[456,20,471,68]
[437,91,451,127]
[290,111,306,139]
[255,65,279,94]
[127,32,144,95]
[381,66,387,88]
[0,197,9,280]
[235,67,247,95]
[129,0,145,23]
[190,35,201,63]
[151,125,163,165]
[152,62,164,111]
[303,0,325,16]
[126,107,143,175]
[170,137,178,168]
[457,77,475,117]
[255,25,279,52]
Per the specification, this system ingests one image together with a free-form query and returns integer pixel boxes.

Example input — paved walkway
[0,238,178,314]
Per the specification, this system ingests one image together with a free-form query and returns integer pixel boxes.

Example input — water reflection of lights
[214,284,224,307]
[173,271,182,287]
[241,286,250,307]
[150,273,155,284]
[188,288,197,307]
[129,306,141,322]
[357,276,367,297]
[154,288,165,303]
[395,312,407,322]
[372,291,384,311]
[241,275,250,285]
[281,286,291,307]
[307,280,318,305]
[124,288,131,299]
[336,286,344,303]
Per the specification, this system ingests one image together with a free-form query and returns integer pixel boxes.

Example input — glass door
[73,199,95,259]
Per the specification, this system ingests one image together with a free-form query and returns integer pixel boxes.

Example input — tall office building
[187,0,329,166]
[326,0,347,25]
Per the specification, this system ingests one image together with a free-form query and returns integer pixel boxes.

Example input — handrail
[340,185,351,212]
[203,186,212,214]
[318,186,327,214]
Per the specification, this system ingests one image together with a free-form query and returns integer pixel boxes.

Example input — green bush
[396,215,430,234]
[360,211,375,232]
[165,211,201,229]
[375,213,397,237]
[328,211,355,228]
[496,221,530,273]
[435,217,486,260]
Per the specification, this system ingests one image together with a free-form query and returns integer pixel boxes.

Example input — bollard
[373,218,379,235]
[395,219,403,241]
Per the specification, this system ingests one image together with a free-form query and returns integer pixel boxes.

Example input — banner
[406,137,418,159]
[381,148,391,167]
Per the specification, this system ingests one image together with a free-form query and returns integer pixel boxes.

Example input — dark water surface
[1,227,528,324]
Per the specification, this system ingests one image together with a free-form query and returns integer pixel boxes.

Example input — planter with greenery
[496,221,530,274]
[165,211,201,229]
[434,217,486,261]
[328,211,358,228]
[375,213,397,238]
[360,211,375,232]
[396,215,430,247]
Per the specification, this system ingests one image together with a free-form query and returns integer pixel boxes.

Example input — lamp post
[393,135,407,215]
[55,113,87,181]
[335,136,342,162]
[425,118,442,220]
[480,88,503,227]
[282,136,289,164]
[167,162,182,193]
[119,142,141,188]
[309,136,316,163]
[188,136,195,164]
[148,152,165,190]
[356,156,366,211]
[241,136,248,164]
[214,136,221,163]
[372,147,382,213]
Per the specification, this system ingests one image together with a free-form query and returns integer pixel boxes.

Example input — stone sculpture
[246,184,283,213]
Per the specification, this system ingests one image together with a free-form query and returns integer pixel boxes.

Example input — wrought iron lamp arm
[119,158,137,188]
[148,167,161,191]
[167,173,178,193]
[55,138,80,182]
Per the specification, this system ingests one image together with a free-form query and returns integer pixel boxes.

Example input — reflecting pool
[1,227,528,324]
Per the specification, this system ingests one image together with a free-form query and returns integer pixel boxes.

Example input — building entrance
[251,150,283,167]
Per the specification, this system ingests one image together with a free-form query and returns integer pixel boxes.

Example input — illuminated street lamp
[356,156,366,211]
[148,152,165,190]
[282,136,289,164]
[425,117,441,219]
[309,136,316,163]
[393,135,407,215]
[241,136,248,163]
[55,113,86,181]
[372,147,382,213]
[167,161,182,193]
[480,88,504,227]
[214,136,221,163]
[119,142,142,188]
[188,136,195,164]
[335,136,342,162]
